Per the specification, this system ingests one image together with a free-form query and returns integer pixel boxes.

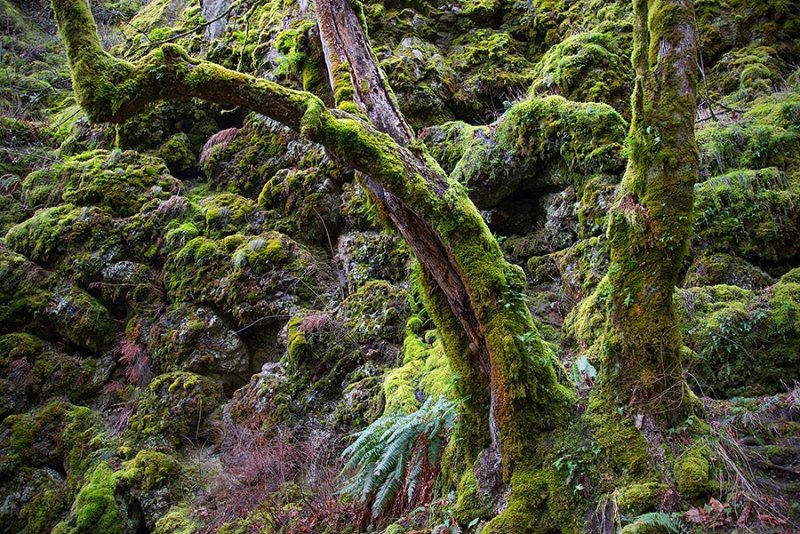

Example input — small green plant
[339,397,457,523]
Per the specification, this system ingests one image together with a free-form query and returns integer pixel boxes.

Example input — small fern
[627,512,691,534]
[340,396,457,523]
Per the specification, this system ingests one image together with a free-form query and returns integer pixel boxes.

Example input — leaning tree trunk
[51,0,573,527]
[602,0,699,422]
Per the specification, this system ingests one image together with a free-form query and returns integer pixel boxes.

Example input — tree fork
[51,0,573,524]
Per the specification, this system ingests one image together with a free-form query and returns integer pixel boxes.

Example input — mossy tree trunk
[51,0,573,525]
[602,0,699,422]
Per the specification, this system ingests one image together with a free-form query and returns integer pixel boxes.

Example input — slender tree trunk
[602,0,699,421]
[51,0,573,526]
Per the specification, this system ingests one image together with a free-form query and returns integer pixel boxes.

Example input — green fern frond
[339,396,458,521]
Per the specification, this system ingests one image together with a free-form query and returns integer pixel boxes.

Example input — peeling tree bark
[602,0,699,421]
[51,0,573,525]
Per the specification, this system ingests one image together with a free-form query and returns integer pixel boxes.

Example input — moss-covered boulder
[451,95,626,208]
[20,150,181,216]
[257,165,344,244]
[125,372,224,450]
[164,231,333,327]
[123,195,202,261]
[144,304,250,390]
[282,311,360,400]
[0,247,116,352]
[681,253,774,290]
[677,276,800,397]
[337,280,413,344]
[697,90,800,177]
[201,114,325,197]
[529,30,632,113]
[5,203,123,285]
[200,192,266,238]
[335,231,411,291]
[0,333,114,419]
[692,168,800,267]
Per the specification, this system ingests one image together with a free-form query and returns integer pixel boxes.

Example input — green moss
[529,30,632,112]
[673,446,712,500]
[383,331,454,414]
[692,168,800,265]
[681,253,773,289]
[5,203,122,284]
[153,504,202,534]
[616,483,667,516]
[201,193,262,238]
[0,247,116,350]
[54,463,123,534]
[451,95,627,208]
[338,280,412,344]
[676,280,800,397]
[697,90,800,177]
[126,371,223,449]
[582,392,655,484]
[164,230,326,327]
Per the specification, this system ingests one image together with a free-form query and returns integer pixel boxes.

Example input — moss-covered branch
[52,0,575,527]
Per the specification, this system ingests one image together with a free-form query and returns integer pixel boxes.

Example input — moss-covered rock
[257,165,344,244]
[681,253,774,290]
[144,303,250,390]
[451,95,626,208]
[20,149,181,216]
[164,231,333,327]
[0,333,114,418]
[123,195,202,261]
[0,247,116,352]
[335,231,411,291]
[337,280,413,344]
[692,168,800,267]
[201,114,326,198]
[677,278,800,397]
[200,192,265,238]
[126,371,224,450]
[529,30,632,113]
[697,91,800,177]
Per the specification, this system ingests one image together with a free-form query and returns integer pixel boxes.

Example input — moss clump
[616,483,668,517]
[676,278,800,398]
[338,280,413,344]
[201,113,325,198]
[155,133,197,178]
[383,331,454,414]
[697,90,800,177]
[164,231,329,327]
[529,30,633,113]
[447,30,536,119]
[5,203,122,284]
[200,193,264,238]
[52,463,123,534]
[257,166,344,244]
[125,372,223,449]
[681,252,773,290]
[282,311,360,401]
[336,231,411,291]
[673,446,712,500]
